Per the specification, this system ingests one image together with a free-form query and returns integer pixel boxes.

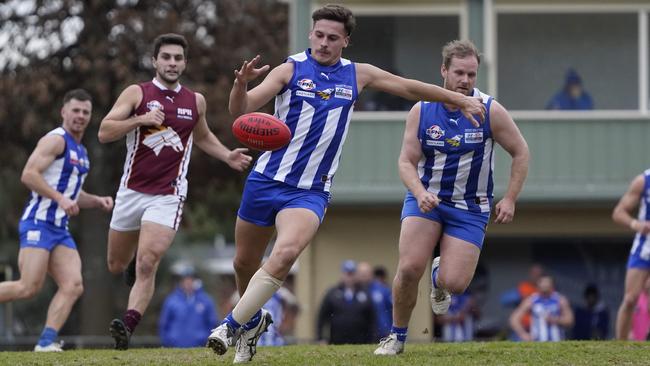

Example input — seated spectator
[546,68,594,110]
[158,266,219,347]
[572,284,609,340]
[509,275,574,341]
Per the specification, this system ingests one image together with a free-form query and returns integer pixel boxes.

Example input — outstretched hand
[458,96,486,127]
[227,148,253,172]
[234,55,270,84]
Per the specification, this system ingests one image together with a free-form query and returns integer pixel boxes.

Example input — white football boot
[430,256,451,314]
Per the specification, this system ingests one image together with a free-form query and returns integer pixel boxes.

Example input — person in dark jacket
[158,266,219,347]
[546,68,594,110]
[316,260,376,344]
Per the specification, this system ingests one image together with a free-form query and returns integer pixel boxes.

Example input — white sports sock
[232,268,283,325]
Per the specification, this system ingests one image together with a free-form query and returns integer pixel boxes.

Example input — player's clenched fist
[140,108,165,127]
[415,191,440,213]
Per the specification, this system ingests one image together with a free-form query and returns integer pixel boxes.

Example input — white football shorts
[109,187,185,231]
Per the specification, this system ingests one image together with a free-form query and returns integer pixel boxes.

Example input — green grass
[3,341,650,366]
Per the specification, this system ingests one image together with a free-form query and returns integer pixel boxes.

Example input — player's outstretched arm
[229,59,292,118]
[490,101,530,224]
[398,103,439,213]
[21,135,79,217]
[77,190,114,211]
[98,85,164,143]
[193,93,252,172]
[355,63,485,126]
[612,174,649,234]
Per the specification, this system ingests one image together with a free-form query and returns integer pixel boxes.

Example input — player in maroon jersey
[98,33,252,350]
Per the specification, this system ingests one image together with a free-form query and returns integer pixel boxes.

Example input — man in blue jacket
[159,266,219,347]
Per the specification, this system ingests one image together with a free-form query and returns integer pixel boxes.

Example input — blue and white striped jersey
[253,49,358,192]
[530,292,564,342]
[630,169,650,260]
[417,88,494,212]
[20,127,90,228]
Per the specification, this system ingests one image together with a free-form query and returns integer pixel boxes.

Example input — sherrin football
[232,112,292,151]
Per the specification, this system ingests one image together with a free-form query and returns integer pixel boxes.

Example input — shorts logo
[26,230,41,243]
[296,90,315,98]
[464,130,483,144]
[297,79,316,90]
[426,125,445,139]
[176,107,193,120]
[334,86,353,100]
[146,100,164,111]
[446,134,463,147]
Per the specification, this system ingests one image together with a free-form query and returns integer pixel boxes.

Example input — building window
[497,13,638,110]
[345,15,460,111]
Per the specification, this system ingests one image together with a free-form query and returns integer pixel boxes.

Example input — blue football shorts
[19,220,77,251]
[238,171,331,227]
[627,234,650,269]
[401,192,490,249]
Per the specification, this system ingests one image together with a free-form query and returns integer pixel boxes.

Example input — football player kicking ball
[206,5,486,363]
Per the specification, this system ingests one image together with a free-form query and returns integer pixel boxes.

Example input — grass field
[3,341,650,366]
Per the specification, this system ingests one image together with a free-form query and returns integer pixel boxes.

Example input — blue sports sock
[242,310,262,331]
[222,313,242,330]
[391,325,408,342]
[37,327,58,347]
[431,266,439,289]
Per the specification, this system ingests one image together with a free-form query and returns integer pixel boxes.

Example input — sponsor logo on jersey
[69,150,79,165]
[464,129,483,144]
[177,107,193,120]
[426,140,445,147]
[334,86,353,100]
[297,79,316,90]
[146,100,164,111]
[26,230,41,243]
[296,90,315,98]
[449,118,459,125]
[446,134,463,147]
[426,124,445,139]
[143,126,184,156]
[317,88,334,100]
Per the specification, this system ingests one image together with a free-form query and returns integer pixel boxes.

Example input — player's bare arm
[509,296,533,341]
[193,92,252,172]
[490,101,529,224]
[398,102,439,213]
[555,296,575,327]
[98,85,164,143]
[229,60,293,117]
[21,134,79,217]
[355,63,486,126]
[77,190,114,211]
[612,174,650,234]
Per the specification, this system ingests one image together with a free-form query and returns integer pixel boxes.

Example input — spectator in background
[317,260,375,344]
[510,275,574,342]
[572,284,609,340]
[357,262,393,341]
[629,278,650,340]
[437,290,478,342]
[501,264,544,339]
[159,266,219,348]
[545,68,594,110]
